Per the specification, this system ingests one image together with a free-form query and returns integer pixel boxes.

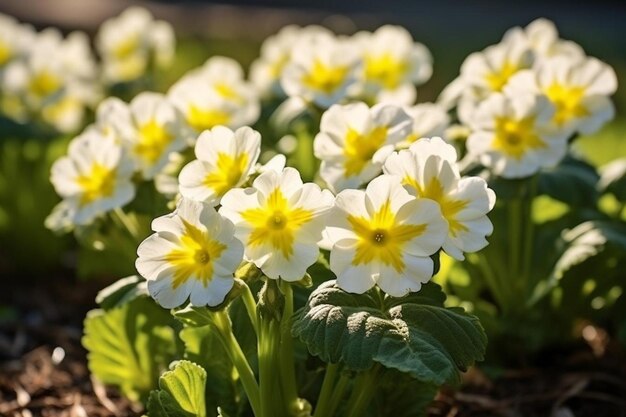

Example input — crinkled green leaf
[292,281,486,385]
[147,361,207,417]
[83,296,178,402]
[179,326,239,417]
[370,370,438,417]
[599,158,626,201]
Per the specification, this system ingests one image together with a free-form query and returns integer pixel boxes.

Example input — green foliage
[147,360,207,417]
[82,296,179,402]
[293,280,487,386]
[370,370,438,417]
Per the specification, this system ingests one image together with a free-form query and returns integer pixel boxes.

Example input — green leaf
[83,296,178,402]
[370,370,438,417]
[292,281,486,386]
[179,326,239,417]
[539,155,599,206]
[95,275,148,310]
[598,158,626,201]
[147,361,207,417]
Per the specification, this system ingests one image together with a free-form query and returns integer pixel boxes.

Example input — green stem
[507,197,523,313]
[313,363,338,417]
[521,176,538,294]
[345,367,380,417]
[112,207,140,240]
[471,253,507,311]
[240,280,259,334]
[259,318,284,417]
[213,311,261,416]
[326,370,350,417]
[293,122,316,182]
[278,281,299,415]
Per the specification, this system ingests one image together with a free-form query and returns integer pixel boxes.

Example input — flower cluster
[251,24,432,107]
[440,18,617,178]
[136,128,494,306]
[0,8,175,132]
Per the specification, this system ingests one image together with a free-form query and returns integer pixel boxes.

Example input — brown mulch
[1,275,625,417]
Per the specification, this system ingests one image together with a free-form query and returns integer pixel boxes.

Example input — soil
[1,275,624,417]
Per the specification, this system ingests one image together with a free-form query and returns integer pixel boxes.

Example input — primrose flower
[136,199,244,308]
[384,137,495,260]
[281,31,361,108]
[314,102,413,192]
[50,130,135,226]
[353,25,432,105]
[250,25,332,98]
[467,93,569,178]
[0,14,34,75]
[96,7,175,83]
[104,92,189,179]
[220,168,334,281]
[179,126,262,205]
[325,175,447,296]
[168,60,260,135]
[439,33,532,121]
[505,56,617,135]
[502,18,584,63]
[398,102,451,148]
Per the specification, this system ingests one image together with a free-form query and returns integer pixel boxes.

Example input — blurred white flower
[220,167,334,281]
[397,102,450,148]
[168,57,260,134]
[136,198,244,308]
[505,56,617,135]
[314,102,412,192]
[281,31,361,108]
[96,7,175,83]
[325,175,447,296]
[384,137,495,260]
[50,130,135,226]
[352,25,432,105]
[179,126,261,205]
[467,93,569,178]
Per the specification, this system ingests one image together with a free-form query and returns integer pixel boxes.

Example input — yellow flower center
[343,126,388,176]
[186,105,231,132]
[492,116,546,160]
[214,82,241,101]
[269,54,290,78]
[364,52,408,90]
[485,61,518,92]
[0,40,12,66]
[113,35,140,60]
[135,119,174,164]
[76,163,117,206]
[302,59,349,94]
[241,188,313,259]
[203,152,250,197]
[28,70,62,98]
[348,200,426,272]
[403,176,468,237]
[544,83,588,125]
[164,219,227,289]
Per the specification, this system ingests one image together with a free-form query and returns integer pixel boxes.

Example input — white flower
[168,58,260,135]
[383,137,495,260]
[281,32,361,108]
[502,18,584,63]
[398,102,450,148]
[220,167,334,281]
[96,6,175,83]
[136,198,244,308]
[0,13,35,76]
[467,93,569,178]
[353,25,432,105]
[50,129,135,225]
[313,102,413,192]
[2,28,98,132]
[439,33,532,122]
[325,175,447,296]
[250,25,332,98]
[106,92,190,179]
[179,126,262,205]
[505,56,617,135]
